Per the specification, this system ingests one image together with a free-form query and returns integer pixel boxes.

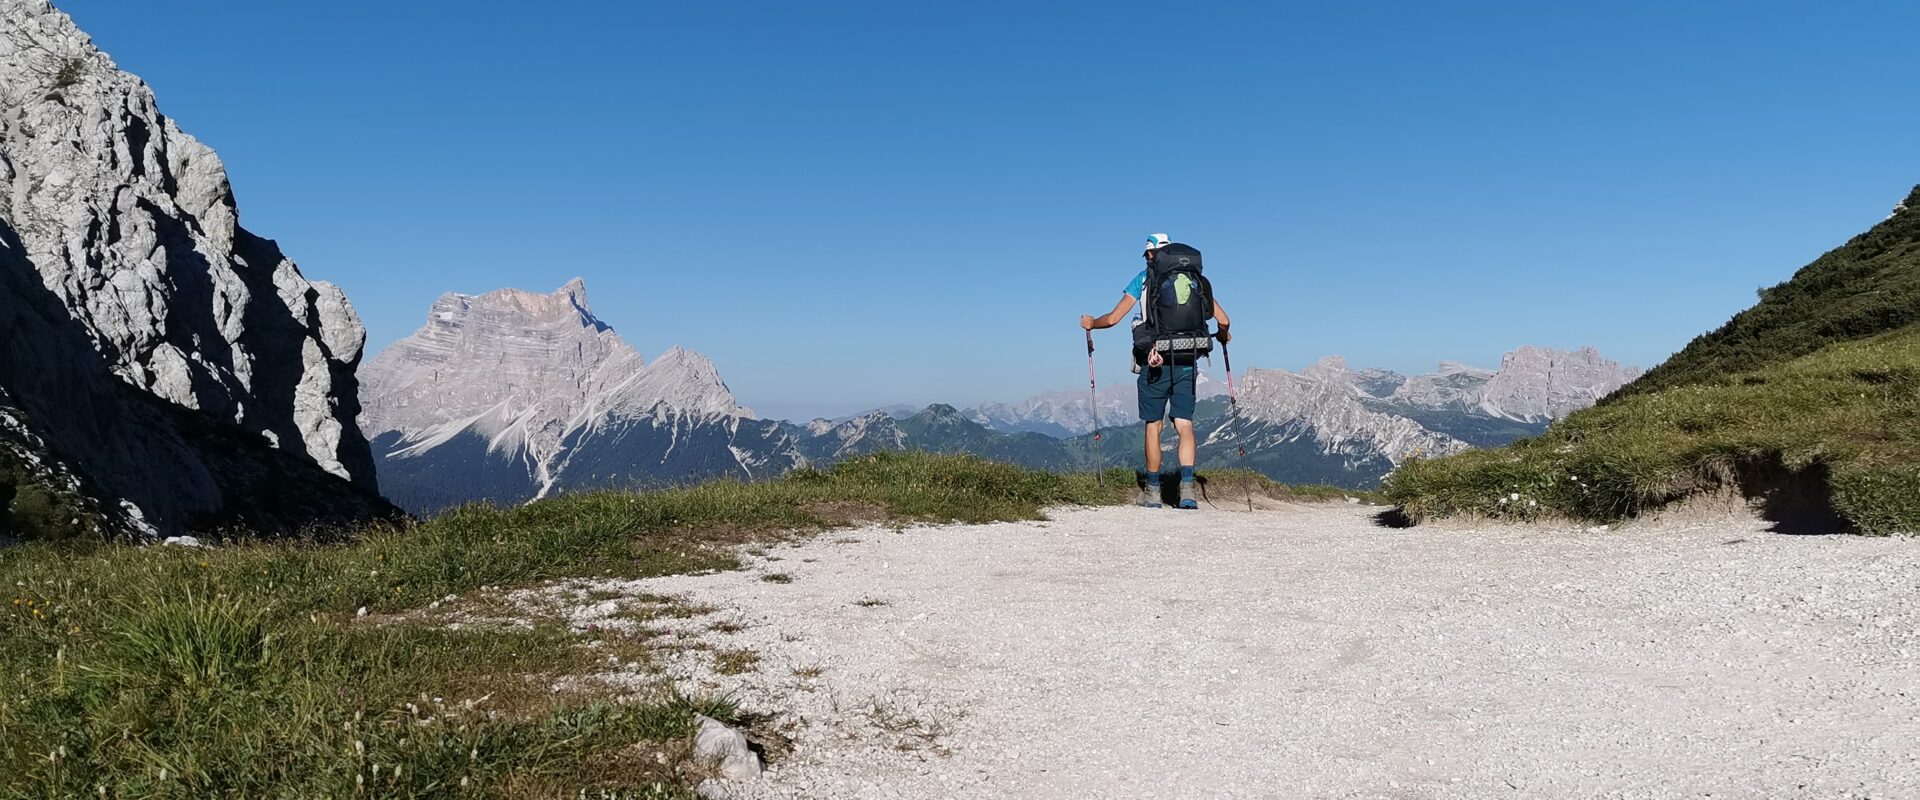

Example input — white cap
[1145,233,1170,250]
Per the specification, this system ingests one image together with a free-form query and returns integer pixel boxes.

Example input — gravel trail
[607,503,1918,799]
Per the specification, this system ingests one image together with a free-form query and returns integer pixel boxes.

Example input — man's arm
[1079,293,1137,331]
[1212,299,1231,342]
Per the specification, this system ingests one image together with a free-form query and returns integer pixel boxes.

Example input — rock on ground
[584,504,1918,799]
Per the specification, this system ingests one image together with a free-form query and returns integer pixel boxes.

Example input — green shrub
[1831,465,1920,536]
[51,56,86,90]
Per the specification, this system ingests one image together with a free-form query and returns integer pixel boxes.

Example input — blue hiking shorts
[1138,364,1198,422]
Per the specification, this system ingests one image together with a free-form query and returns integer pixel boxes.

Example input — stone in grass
[693,712,763,793]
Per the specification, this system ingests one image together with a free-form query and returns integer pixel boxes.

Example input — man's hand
[1216,328,1231,344]
[1079,314,1096,331]
[1147,349,1164,367]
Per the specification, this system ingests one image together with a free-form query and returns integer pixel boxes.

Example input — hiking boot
[1138,485,1163,508]
[1178,480,1198,510]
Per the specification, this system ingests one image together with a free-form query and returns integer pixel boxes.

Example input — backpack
[1134,243,1214,360]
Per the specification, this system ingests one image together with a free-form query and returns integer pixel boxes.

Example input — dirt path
[592,503,1918,799]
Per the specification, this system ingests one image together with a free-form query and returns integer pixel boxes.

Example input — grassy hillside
[1385,188,1920,536]
[0,453,1123,798]
[1621,185,1920,395]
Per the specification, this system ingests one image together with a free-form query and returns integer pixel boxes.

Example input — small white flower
[1498,498,1509,505]
[1528,500,1538,507]
[1509,492,1520,501]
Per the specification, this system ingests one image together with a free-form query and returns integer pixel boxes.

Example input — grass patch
[759,573,792,584]
[0,452,1125,795]
[1385,326,1920,534]
[852,598,890,608]
[712,648,761,676]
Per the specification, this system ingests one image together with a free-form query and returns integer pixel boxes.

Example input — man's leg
[1144,420,1164,475]
[1137,366,1169,508]
[1174,418,1198,468]
[1172,366,1200,509]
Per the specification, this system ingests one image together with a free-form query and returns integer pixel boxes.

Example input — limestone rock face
[360,280,807,513]
[1233,357,1471,466]
[1389,362,1497,411]
[1476,346,1642,422]
[0,0,392,538]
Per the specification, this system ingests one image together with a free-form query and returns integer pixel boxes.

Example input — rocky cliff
[1477,346,1643,422]
[1229,357,1472,467]
[360,280,806,513]
[0,0,393,538]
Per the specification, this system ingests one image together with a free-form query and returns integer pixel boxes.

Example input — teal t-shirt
[1124,269,1149,327]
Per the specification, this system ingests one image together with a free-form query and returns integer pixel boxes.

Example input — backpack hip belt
[1151,336,1214,353]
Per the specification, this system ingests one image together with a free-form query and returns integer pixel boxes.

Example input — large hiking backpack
[1136,242,1214,359]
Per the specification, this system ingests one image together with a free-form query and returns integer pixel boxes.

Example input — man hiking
[1080,233,1231,509]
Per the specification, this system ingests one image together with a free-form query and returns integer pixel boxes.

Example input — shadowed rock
[0,0,395,538]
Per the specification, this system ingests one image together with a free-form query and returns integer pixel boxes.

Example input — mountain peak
[1433,360,1488,375]
[920,403,964,420]
[557,277,590,313]
[1304,356,1351,379]
[433,280,606,333]
[1478,346,1641,422]
[361,283,756,499]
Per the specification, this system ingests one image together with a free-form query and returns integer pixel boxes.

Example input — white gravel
[583,503,1919,799]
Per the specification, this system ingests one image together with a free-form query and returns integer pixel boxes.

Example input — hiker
[1080,234,1231,509]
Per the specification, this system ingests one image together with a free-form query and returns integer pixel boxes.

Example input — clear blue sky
[64,1,1920,420]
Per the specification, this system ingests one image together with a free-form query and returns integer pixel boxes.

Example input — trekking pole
[1086,329,1103,486]
[1219,334,1252,511]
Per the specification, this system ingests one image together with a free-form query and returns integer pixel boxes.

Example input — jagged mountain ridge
[360,280,804,513]
[1003,345,1638,487]
[783,405,1075,470]
[1,0,395,538]
[1234,357,1473,465]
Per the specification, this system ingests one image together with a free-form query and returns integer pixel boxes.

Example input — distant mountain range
[1048,348,1639,486]
[358,281,803,513]
[966,374,1225,437]
[359,280,1639,511]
